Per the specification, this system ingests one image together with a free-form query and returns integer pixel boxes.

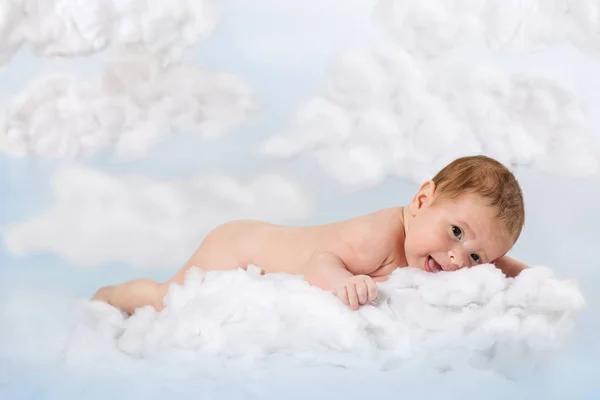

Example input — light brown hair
[432,155,525,243]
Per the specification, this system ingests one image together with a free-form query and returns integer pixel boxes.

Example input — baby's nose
[448,249,467,270]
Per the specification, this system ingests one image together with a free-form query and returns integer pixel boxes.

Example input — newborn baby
[93,155,528,313]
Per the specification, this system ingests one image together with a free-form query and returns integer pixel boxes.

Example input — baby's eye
[452,225,462,239]
[471,253,481,263]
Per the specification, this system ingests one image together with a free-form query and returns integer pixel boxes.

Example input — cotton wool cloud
[261,48,600,187]
[55,264,584,376]
[0,52,255,158]
[2,165,310,269]
[374,0,600,58]
[0,0,217,65]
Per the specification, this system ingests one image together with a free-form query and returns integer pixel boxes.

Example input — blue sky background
[1,0,600,398]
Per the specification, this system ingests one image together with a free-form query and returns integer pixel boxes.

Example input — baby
[93,155,528,313]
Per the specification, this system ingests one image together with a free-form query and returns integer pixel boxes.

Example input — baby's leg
[92,279,167,314]
[165,220,250,286]
[92,221,247,314]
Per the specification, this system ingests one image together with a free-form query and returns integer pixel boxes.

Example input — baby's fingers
[346,284,359,310]
[356,280,369,305]
[365,278,378,303]
[335,286,349,307]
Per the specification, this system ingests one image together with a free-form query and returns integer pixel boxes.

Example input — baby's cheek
[436,227,452,246]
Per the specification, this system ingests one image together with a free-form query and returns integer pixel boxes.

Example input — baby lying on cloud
[88,263,583,374]
[90,155,585,371]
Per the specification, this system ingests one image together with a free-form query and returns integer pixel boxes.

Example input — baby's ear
[409,180,436,214]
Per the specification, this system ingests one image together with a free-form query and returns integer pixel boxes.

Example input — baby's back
[221,219,345,275]
[218,207,406,276]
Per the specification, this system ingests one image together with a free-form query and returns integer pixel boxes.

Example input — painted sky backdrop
[1,0,600,398]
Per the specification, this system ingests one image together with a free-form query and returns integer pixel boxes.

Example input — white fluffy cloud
[0,52,255,158]
[226,0,379,66]
[2,165,310,268]
[261,48,600,186]
[68,265,584,375]
[374,0,600,58]
[0,0,217,65]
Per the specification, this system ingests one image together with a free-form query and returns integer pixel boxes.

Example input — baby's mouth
[425,256,442,273]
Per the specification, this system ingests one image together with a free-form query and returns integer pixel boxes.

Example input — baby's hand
[333,275,378,310]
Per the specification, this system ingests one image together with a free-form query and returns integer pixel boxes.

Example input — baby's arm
[303,251,354,290]
[494,255,529,278]
[303,219,391,310]
[304,251,379,310]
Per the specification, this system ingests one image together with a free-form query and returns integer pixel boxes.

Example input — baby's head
[403,155,524,273]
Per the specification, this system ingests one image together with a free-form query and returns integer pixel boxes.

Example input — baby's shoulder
[359,206,405,230]
[314,207,405,272]
[341,207,405,249]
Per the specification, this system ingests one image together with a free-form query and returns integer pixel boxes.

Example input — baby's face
[404,192,513,273]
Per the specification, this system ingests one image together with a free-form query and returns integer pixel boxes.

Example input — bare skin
[92,182,529,314]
